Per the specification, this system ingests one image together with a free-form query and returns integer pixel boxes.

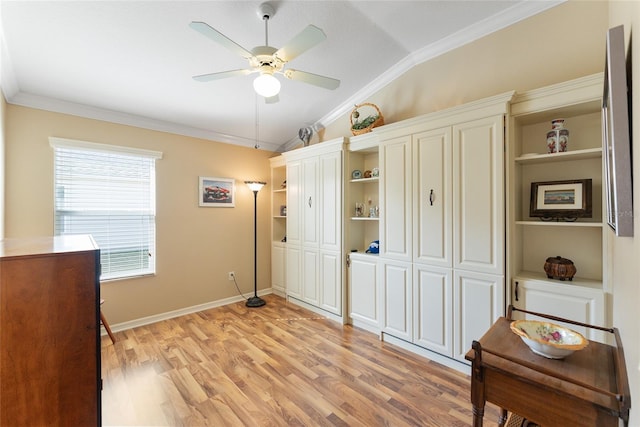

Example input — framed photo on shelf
[199,176,235,207]
[530,179,592,219]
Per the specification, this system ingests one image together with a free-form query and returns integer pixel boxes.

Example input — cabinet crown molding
[368,91,514,140]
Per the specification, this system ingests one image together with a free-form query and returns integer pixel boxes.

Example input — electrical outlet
[228,271,235,281]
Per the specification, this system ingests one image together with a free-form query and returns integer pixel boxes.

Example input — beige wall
[323,1,608,140]
[608,1,640,424]
[5,105,274,324]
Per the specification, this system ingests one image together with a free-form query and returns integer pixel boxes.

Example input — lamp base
[246,296,266,307]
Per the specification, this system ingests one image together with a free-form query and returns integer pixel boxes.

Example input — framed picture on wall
[199,176,235,207]
[602,25,633,236]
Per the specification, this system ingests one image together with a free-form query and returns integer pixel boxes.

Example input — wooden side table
[465,306,631,427]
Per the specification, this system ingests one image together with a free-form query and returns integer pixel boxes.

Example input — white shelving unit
[269,155,287,296]
[507,73,608,338]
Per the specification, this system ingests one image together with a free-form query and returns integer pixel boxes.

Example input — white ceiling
[0,1,560,152]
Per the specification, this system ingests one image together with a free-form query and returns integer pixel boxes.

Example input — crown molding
[278,0,564,153]
[6,92,282,152]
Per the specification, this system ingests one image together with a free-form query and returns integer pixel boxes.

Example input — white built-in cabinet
[283,138,346,319]
[375,92,512,364]
[507,73,608,340]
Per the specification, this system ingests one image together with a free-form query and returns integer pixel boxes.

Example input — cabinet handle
[429,189,434,206]
[515,281,519,302]
[308,196,312,208]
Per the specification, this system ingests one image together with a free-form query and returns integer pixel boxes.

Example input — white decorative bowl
[510,319,588,359]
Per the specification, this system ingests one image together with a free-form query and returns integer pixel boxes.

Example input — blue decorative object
[365,240,379,254]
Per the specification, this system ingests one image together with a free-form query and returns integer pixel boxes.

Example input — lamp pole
[245,181,266,307]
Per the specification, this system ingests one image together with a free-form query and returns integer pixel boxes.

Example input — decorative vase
[546,119,569,153]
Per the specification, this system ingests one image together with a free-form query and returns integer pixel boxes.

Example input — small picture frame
[529,179,592,219]
[199,176,235,207]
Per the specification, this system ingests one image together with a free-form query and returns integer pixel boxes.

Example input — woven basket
[350,103,384,136]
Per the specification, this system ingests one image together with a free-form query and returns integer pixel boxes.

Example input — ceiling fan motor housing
[257,3,275,21]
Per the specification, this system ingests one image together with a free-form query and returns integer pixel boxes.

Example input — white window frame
[50,137,162,281]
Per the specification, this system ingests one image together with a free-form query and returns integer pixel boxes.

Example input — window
[50,137,162,280]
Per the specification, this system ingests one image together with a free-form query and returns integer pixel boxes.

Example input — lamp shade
[253,74,281,98]
[245,181,266,192]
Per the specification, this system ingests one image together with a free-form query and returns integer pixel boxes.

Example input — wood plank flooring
[101,294,500,426]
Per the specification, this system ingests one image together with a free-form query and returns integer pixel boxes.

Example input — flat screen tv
[602,25,633,237]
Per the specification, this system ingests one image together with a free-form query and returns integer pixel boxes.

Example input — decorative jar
[546,119,569,153]
[544,255,576,281]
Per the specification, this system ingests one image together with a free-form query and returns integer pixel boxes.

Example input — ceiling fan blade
[283,69,340,90]
[193,69,253,82]
[265,94,279,104]
[190,21,254,59]
[275,25,326,62]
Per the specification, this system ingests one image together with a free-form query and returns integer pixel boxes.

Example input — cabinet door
[511,278,606,342]
[382,260,413,341]
[413,127,452,267]
[453,270,504,362]
[349,255,379,328]
[302,157,319,247]
[302,248,319,306]
[414,264,453,356]
[380,136,412,261]
[453,115,504,275]
[319,151,342,251]
[271,243,285,294]
[286,160,302,246]
[285,245,301,299]
[319,250,341,315]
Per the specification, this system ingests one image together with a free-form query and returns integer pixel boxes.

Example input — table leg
[472,405,484,427]
[470,341,486,427]
[498,409,508,427]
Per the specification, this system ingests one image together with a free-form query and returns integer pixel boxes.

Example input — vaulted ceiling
[0,1,560,152]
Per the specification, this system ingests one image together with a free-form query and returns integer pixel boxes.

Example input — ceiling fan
[190,2,340,103]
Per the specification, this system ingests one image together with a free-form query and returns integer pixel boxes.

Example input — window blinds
[50,138,162,281]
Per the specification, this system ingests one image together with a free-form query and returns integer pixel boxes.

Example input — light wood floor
[101,294,500,426]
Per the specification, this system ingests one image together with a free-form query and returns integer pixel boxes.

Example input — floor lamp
[245,180,266,307]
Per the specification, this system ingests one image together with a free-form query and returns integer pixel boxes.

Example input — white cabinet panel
[413,128,452,268]
[453,116,504,275]
[320,250,341,315]
[271,243,285,295]
[320,151,342,251]
[286,161,301,246]
[382,261,412,341]
[414,264,452,356]
[453,270,504,361]
[285,245,301,299]
[302,248,319,306]
[302,157,319,247]
[349,254,379,327]
[511,278,605,342]
[380,136,412,262]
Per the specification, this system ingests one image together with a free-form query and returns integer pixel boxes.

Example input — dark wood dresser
[0,235,101,426]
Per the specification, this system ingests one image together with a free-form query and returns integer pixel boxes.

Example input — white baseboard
[381,333,471,375]
[101,288,273,335]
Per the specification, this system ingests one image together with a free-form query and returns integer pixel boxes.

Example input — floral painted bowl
[510,320,588,359]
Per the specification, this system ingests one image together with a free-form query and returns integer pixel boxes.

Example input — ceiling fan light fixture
[253,73,281,98]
